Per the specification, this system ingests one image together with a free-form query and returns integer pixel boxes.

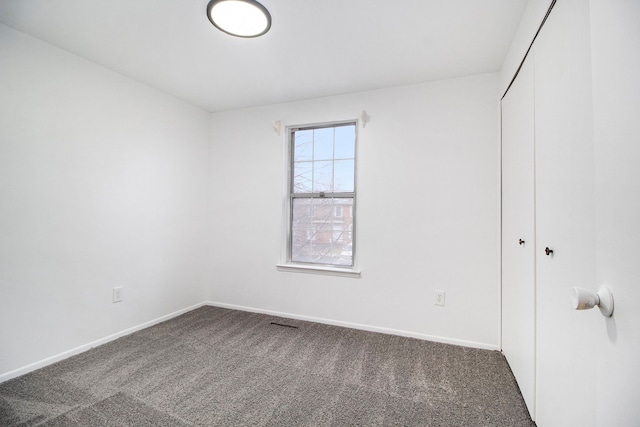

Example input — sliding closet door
[533,0,597,424]
[501,55,535,418]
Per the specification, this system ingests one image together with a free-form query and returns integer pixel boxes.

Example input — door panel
[591,1,640,424]
[533,1,598,425]
[501,54,535,418]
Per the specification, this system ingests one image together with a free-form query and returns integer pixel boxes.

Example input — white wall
[0,25,211,378]
[208,73,501,348]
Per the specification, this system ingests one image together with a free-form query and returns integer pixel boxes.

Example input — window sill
[276,263,361,278]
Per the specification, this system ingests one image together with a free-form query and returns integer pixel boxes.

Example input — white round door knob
[571,286,614,317]
[571,287,599,310]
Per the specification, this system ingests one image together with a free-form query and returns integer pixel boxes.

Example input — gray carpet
[0,306,534,426]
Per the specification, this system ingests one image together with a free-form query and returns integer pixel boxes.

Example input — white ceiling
[0,0,528,113]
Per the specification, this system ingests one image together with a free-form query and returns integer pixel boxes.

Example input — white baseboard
[205,301,500,351]
[0,301,208,384]
[1,299,499,384]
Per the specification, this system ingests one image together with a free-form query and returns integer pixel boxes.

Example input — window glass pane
[291,198,353,266]
[292,198,311,220]
[294,130,313,161]
[334,125,356,159]
[333,159,355,192]
[313,160,333,192]
[312,199,332,223]
[293,162,313,193]
[313,127,334,161]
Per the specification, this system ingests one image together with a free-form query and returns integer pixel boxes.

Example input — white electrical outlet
[112,286,123,303]
[435,290,445,306]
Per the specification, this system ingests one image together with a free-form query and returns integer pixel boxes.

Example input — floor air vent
[270,322,299,329]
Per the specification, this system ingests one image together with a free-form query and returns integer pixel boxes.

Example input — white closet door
[533,0,598,425]
[501,54,535,418]
[591,1,640,423]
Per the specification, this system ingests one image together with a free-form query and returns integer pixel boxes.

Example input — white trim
[282,119,359,270]
[1,299,499,384]
[205,301,499,351]
[276,263,361,278]
[0,301,207,384]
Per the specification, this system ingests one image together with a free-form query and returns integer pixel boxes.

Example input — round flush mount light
[206,0,271,38]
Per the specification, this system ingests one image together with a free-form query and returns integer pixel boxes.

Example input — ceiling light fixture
[206,0,271,38]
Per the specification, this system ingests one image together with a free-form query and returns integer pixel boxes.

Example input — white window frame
[277,119,360,278]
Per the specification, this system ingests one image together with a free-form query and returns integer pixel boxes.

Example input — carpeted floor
[0,306,535,426]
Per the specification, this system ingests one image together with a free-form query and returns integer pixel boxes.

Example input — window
[287,122,356,269]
